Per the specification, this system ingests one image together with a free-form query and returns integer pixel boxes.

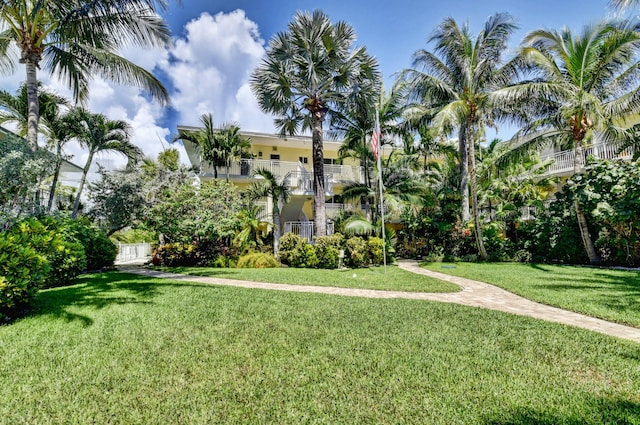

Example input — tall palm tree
[330,83,405,219]
[245,168,290,258]
[495,20,640,263]
[251,9,380,238]
[65,107,142,218]
[400,13,520,260]
[0,0,171,151]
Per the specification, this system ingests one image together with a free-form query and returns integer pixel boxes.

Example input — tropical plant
[400,13,520,259]
[251,9,380,237]
[0,0,170,151]
[0,83,72,211]
[330,83,405,219]
[64,107,141,218]
[173,113,225,178]
[245,168,290,258]
[495,20,640,263]
[217,123,252,181]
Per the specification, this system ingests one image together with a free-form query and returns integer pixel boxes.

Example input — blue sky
[0,1,622,168]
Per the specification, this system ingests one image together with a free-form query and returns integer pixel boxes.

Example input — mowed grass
[1,272,640,424]
[161,264,460,293]
[422,262,640,327]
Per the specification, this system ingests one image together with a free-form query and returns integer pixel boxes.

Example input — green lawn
[161,264,460,293]
[421,262,640,327]
[1,272,639,424]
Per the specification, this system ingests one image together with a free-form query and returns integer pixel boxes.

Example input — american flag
[371,112,380,160]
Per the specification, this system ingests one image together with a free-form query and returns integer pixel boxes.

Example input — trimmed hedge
[279,233,388,269]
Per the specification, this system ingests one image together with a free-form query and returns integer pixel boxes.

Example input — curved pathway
[120,260,640,344]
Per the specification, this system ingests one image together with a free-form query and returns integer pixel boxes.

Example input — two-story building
[178,127,384,240]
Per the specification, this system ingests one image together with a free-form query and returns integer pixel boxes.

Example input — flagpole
[374,109,387,273]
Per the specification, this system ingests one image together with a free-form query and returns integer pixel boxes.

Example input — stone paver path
[120,260,640,344]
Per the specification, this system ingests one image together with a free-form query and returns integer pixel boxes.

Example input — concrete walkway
[119,260,640,344]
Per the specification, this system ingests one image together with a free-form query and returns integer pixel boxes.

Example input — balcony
[541,142,634,176]
[284,171,334,196]
[283,221,335,242]
[199,159,364,184]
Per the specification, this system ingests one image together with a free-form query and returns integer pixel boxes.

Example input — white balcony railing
[541,142,634,176]
[200,159,364,184]
[284,171,334,195]
[326,203,357,219]
[283,221,335,242]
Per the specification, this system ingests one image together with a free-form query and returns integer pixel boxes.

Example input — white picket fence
[116,242,152,264]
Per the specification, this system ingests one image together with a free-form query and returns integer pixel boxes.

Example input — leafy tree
[0,83,72,211]
[88,166,146,236]
[245,168,290,258]
[0,129,52,225]
[496,20,640,263]
[400,13,520,259]
[65,107,142,218]
[251,9,380,237]
[147,179,243,246]
[0,0,170,150]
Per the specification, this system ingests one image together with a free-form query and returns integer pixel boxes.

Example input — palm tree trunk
[25,62,40,152]
[72,151,94,219]
[273,210,281,259]
[48,154,63,212]
[459,126,470,223]
[467,121,488,260]
[573,140,600,264]
[312,112,327,238]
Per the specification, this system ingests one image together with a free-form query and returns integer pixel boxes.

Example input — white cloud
[0,9,274,171]
[164,10,273,131]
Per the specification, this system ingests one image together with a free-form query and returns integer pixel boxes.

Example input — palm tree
[65,107,142,218]
[330,83,405,219]
[174,113,226,178]
[0,0,171,151]
[495,20,640,263]
[610,0,640,10]
[217,123,252,181]
[0,82,72,210]
[400,13,520,260]
[245,168,290,258]
[251,9,380,238]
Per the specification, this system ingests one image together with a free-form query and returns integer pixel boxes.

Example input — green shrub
[367,237,385,265]
[0,234,49,321]
[315,233,345,269]
[237,252,279,268]
[279,233,318,268]
[64,219,117,270]
[10,217,86,288]
[152,243,198,267]
[345,236,368,268]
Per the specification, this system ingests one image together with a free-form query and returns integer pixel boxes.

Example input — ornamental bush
[236,252,279,268]
[64,218,117,270]
[367,237,385,265]
[278,233,318,268]
[9,217,86,288]
[314,233,345,269]
[0,234,49,321]
[152,243,198,267]
[345,236,368,268]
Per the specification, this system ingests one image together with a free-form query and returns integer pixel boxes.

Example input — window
[299,156,308,164]
[270,154,280,160]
